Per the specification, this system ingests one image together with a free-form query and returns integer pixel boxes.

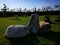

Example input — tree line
[0,4,60,17]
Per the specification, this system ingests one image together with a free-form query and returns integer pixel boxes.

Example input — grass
[0,15,60,45]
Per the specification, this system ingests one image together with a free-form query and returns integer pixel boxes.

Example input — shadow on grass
[38,30,60,45]
[5,29,60,45]
[6,34,39,45]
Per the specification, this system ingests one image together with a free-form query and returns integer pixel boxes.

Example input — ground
[0,15,60,45]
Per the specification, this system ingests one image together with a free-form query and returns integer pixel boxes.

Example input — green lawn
[0,15,60,45]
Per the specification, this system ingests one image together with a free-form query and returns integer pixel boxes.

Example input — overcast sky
[0,0,60,10]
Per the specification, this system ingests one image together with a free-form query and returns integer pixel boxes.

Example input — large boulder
[5,25,28,38]
[27,14,40,34]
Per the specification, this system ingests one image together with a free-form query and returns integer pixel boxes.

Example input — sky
[0,0,60,10]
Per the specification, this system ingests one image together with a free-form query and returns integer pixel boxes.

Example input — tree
[19,8,22,16]
[54,5,60,11]
[37,8,41,12]
[1,4,9,17]
[23,8,27,12]
[19,8,22,12]
[48,6,51,11]
[42,7,45,12]
[33,7,37,12]
[1,4,9,12]
[45,6,52,11]
[45,7,49,11]
[44,6,52,23]
[50,8,53,11]
[13,9,15,12]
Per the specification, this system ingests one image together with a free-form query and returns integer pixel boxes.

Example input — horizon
[0,0,60,10]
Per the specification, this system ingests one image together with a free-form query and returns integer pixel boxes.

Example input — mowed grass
[0,15,60,45]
